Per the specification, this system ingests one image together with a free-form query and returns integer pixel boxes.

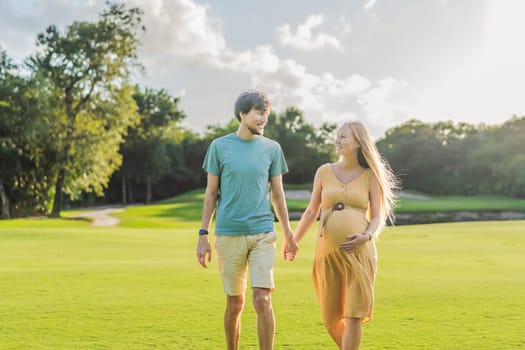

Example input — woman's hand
[340,233,368,253]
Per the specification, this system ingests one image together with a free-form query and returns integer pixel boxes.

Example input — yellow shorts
[215,231,277,296]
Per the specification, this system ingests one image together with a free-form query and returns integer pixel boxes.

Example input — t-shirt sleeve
[202,141,220,176]
[269,143,289,177]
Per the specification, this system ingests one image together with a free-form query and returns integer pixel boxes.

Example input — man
[196,90,298,350]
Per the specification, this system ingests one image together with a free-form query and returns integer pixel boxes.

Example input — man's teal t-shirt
[203,133,288,235]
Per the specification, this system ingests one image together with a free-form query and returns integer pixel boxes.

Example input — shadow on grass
[120,189,205,222]
[150,203,202,221]
[61,216,93,223]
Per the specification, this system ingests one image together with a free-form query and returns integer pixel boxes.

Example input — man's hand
[281,232,299,261]
[196,236,212,268]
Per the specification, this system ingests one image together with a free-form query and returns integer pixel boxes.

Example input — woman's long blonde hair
[344,121,398,233]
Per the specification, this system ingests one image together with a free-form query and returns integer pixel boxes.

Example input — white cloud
[251,59,407,135]
[0,0,410,134]
[338,16,353,36]
[253,60,370,110]
[364,0,377,11]
[227,45,280,74]
[129,0,226,63]
[130,0,406,133]
[363,0,379,21]
[276,14,343,51]
[358,78,409,125]
[131,0,282,76]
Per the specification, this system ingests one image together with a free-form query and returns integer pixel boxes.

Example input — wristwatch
[198,229,209,236]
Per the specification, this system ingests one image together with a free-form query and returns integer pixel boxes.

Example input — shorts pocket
[264,231,277,243]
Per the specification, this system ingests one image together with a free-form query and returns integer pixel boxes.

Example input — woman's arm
[340,174,382,253]
[294,168,322,244]
[365,174,382,238]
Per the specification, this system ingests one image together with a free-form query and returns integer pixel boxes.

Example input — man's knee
[252,288,272,313]
[226,294,245,315]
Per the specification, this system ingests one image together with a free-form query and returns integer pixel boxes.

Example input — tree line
[1,3,524,219]
[377,117,525,198]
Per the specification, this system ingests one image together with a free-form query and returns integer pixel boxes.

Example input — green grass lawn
[1,210,525,349]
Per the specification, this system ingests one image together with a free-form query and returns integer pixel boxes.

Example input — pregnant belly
[323,209,368,246]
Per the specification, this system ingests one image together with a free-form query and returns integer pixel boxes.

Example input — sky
[1,0,524,137]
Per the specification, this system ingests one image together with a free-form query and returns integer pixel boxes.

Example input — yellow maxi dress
[313,163,378,326]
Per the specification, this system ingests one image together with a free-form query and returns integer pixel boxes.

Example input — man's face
[241,107,269,135]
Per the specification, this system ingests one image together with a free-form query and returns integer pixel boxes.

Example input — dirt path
[72,207,124,227]
[284,190,313,200]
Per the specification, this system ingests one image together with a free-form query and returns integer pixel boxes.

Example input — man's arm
[196,173,219,268]
[270,174,298,260]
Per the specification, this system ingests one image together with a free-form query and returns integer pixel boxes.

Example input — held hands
[281,232,299,262]
[340,232,369,254]
[196,236,212,268]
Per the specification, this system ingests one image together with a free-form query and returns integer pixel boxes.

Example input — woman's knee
[345,317,363,329]
[324,317,344,333]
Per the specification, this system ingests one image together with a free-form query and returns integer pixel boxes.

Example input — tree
[119,87,186,204]
[1,48,55,218]
[378,119,459,194]
[27,3,144,216]
[203,118,239,142]
[264,107,336,184]
[376,117,525,197]
[0,48,15,218]
[467,116,525,197]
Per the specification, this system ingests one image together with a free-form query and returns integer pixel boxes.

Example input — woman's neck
[338,154,360,170]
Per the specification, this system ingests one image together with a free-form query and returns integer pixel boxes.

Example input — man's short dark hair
[234,91,271,121]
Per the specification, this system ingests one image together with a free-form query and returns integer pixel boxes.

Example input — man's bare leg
[252,288,274,350]
[224,294,245,350]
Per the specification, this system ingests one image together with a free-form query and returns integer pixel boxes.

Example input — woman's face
[335,124,359,156]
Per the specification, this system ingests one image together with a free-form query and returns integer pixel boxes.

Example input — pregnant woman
[293,121,397,350]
